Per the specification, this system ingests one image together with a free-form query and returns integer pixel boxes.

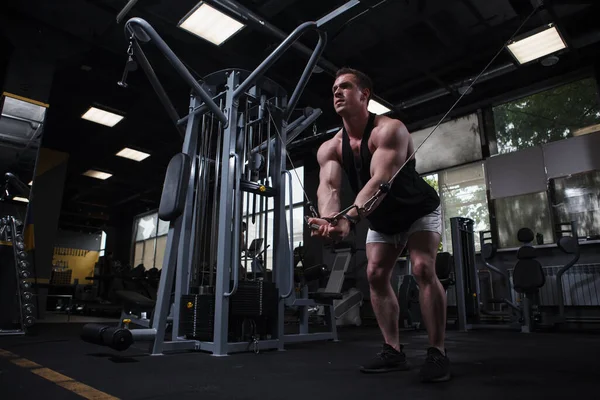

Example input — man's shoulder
[373,115,406,131]
[319,130,343,151]
[317,131,343,161]
[372,116,408,142]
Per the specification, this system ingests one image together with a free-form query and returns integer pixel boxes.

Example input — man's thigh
[365,230,405,278]
[406,206,442,268]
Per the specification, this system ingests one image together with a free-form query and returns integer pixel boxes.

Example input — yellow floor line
[0,348,119,400]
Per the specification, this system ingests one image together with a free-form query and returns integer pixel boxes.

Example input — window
[494,191,554,248]
[132,212,169,269]
[551,170,600,239]
[243,166,305,270]
[99,231,107,257]
[493,77,600,154]
[132,167,305,273]
[439,162,490,252]
[422,162,490,252]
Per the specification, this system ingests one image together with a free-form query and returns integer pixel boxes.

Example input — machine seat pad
[513,260,545,293]
[309,292,343,301]
[116,290,156,309]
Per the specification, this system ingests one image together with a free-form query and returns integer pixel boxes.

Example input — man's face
[332,74,369,115]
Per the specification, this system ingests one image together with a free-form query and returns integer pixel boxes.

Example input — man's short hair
[335,67,373,100]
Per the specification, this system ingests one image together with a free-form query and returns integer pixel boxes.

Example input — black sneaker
[419,347,451,383]
[360,343,410,374]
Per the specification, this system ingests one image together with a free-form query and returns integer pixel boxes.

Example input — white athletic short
[365,205,442,248]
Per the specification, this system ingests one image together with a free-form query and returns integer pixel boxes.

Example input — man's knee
[411,258,437,285]
[367,263,392,290]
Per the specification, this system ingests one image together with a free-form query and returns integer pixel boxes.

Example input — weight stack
[179,294,215,341]
[230,281,278,318]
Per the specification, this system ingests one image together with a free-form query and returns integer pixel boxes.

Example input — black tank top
[341,113,440,234]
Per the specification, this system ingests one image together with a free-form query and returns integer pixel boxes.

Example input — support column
[30,148,69,319]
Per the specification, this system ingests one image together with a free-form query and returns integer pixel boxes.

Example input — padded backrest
[159,153,191,222]
[557,236,578,254]
[517,227,534,243]
[513,259,545,293]
[481,243,496,260]
[517,245,536,259]
[435,252,453,280]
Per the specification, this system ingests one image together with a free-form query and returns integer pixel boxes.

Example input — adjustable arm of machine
[124,18,229,129]
[250,107,322,154]
[231,21,327,122]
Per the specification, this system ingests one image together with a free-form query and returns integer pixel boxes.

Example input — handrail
[225,152,241,297]
[280,170,295,299]
[124,18,229,128]
[231,21,327,122]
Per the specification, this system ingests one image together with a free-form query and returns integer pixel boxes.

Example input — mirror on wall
[0,93,47,222]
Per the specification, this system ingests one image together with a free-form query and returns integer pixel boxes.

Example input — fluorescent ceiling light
[178,2,245,46]
[28,181,32,186]
[13,197,29,203]
[83,170,112,180]
[81,107,124,127]
[116,147,150,162]
[2,93,47,123]
[368,99,391,115]
[507,25,567,65]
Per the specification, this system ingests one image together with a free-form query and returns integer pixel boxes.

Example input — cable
[266,108,311,203]
[387,3,543,186]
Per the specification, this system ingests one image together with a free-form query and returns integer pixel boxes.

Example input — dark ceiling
[1,0,600,232]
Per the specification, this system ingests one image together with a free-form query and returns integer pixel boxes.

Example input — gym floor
[1,323,598,400]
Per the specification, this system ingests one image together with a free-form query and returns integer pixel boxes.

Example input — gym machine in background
[450,217,585,333]
[82,17,327,355]
[0,216,36,335]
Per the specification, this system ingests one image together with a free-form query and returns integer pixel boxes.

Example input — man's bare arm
[347,121,409,220]
[316,140,343,217]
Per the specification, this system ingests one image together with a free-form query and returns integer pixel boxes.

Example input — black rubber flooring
[1,323,599,399]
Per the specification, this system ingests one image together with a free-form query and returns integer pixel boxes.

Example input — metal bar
[178,91,227,126]
[232,21,324,102]
[225,152,241,297]
[150,220,182,355]
[251,112,306,154]
[213,71,239,356]
[172,97,202,340]
[284,30,327,121]
[280,170,294,299]
[131,41,185,138]
[209,105,223,285]
[316,0,360,27]
[125,18,228,127]
[116,0,139,23]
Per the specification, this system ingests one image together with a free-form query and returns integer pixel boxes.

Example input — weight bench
[284,248,357,343]
[115,290,156,329]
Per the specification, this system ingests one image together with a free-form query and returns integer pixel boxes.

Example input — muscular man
[308,68,451,383]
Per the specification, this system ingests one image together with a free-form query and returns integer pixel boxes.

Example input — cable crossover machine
[81,17,331,356]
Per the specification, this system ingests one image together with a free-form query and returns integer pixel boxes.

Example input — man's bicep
[317,142,342,188]
[319,158,343,188]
